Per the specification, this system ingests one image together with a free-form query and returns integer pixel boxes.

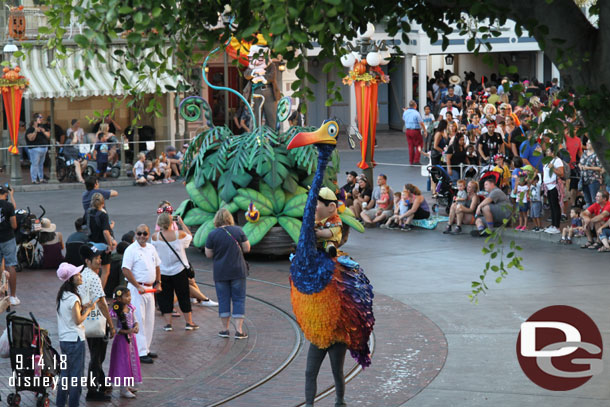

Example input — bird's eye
[328,123,338,138]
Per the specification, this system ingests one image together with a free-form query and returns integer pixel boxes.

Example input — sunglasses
[136,231,149,236]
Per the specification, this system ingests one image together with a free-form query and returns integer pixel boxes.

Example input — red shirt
[587,201,610,220]
[564,135,582,168]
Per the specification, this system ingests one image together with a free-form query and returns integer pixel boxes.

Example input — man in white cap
[122,224,161,364]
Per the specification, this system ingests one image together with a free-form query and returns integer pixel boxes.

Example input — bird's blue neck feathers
[290,144,335,294]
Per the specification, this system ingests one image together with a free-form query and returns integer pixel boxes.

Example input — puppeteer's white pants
[128,284,155,357]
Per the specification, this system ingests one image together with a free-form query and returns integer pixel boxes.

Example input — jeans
[87,337,108,394]
[28,147,47,182]
[215,278,246,318]
[56,338,86,407]
[0,238,17,267]
[582,181,601,208]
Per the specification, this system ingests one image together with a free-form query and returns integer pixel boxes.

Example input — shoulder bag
[221,227,250,275]
[81,289,107,338]
[159,231,195,279]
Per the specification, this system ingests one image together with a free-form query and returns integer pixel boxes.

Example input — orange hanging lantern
[343,62,389,170]
[0,66,29,155]
[8,6,26,41]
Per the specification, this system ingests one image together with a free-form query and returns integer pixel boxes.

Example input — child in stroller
[428,165,456,214]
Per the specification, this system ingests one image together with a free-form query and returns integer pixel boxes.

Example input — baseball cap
[165,145,176,153]
[57,262,83,282]
[345,171,358,177]
[79,244,102,261]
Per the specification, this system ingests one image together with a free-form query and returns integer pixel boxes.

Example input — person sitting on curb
[444,180,480,235]
[471,178,513,237]
[400,184,431,231]
[580,190,610,249]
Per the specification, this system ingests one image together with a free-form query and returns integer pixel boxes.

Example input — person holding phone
[25,113,50,184]
[78,244,115,401]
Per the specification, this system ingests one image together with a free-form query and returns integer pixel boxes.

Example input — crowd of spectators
[344,70,610,251]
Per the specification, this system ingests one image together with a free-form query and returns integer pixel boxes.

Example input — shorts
[364,208,393,219]
[569,176,579,191]
[488,203,512,225]
[600,228,610,240]
[530,201,542,218]
[518,202,530,213]
[0,238,17,267]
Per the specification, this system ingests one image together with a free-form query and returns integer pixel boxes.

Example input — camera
[4,184,11,192]
[172,215,178,221]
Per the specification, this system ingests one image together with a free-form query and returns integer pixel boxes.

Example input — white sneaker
[120,387,136,398]
[199,299,218,307]
[545,226,560,234]
[9,296,20,306]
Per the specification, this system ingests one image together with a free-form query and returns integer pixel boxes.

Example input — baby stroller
[14,206,45,272]
[478,170,502,196]
[6,311,60,407]
[428,165,456,214]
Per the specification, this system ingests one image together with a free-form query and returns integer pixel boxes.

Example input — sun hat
[39,218,56,233]
[449,75,461,85]
[57,262,83,282]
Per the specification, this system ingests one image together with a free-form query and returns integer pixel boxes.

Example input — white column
[536,51,544,83]
[404,54,413,106]
[349,83,357,135]
[551,63,561,87]
[417,54,428,116]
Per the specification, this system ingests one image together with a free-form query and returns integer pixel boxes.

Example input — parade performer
[314,187,342,258]
[287,121,375,407]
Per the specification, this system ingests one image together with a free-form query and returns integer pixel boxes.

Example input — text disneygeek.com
[9,373,134,391]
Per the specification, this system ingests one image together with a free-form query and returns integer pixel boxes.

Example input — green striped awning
[20,46,179,99]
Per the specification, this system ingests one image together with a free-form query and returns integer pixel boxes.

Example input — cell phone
[172,215,178,221]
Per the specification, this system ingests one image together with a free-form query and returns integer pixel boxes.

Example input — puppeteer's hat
[319,187,338,202]
[449,75,461,85]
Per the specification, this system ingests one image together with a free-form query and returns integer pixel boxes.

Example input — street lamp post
[340,23,391,183]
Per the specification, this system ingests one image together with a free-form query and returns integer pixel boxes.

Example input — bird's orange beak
[287,121,338,149]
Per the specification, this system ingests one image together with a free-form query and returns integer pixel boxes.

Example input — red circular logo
[516,305,603,391]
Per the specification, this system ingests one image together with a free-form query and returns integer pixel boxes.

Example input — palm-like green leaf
[340,213,365,233]
[278,216,302,243]
[183,208,214,226]
[242,217,278,246]
[234,188,274,215]
[259,183,286,214]
[186,181,218,213]
[282,193,308,217]
[173,199,191,218]
[192,219,215,248]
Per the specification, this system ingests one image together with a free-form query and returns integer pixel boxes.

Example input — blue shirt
[519,140,543,172]
[402,109,423,130]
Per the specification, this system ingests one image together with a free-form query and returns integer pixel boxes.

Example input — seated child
[560,207,584,244]
[454,179,467,207]
[384,191,409,229]
[314,187,342,258]
[133,153,153,185]
[375,185,391,217]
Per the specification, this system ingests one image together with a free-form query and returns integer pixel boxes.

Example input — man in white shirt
[122,224,162,364]
[78,244,115,402]
[439,100,461,121]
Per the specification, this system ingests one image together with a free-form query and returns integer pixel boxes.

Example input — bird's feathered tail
[290,252,375,368]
